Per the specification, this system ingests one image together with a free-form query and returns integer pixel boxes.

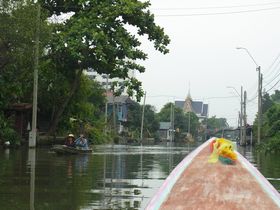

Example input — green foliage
[85,122,109,145]
[204,116,229,130]
[157,103,200,140]
[254,90,280,153]
[263,103,280,137]
[51,77,106,135]
[256,134,280,154]
[262,92,274,114]
[1,0,170,142]
[0,113,20,145]
[42,0,170,101]
[125,102,159,139]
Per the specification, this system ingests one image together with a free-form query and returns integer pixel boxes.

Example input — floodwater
[0,142,279,210]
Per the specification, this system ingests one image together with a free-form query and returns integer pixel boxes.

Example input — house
[175,92,208,122]
[106,95,135,133]
[4,103,32,141]
[159,122,172,140]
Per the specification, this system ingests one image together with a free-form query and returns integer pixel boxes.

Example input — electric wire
[246,52,280,100]
[155,6,280,17]
[265,78,280,93]
[262,52,280,78]
[152,2,280,11]
[263,70,280,89]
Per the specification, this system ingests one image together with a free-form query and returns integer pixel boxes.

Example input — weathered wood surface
[146,139,280,210]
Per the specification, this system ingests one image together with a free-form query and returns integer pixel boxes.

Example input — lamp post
[227,86,244,145]
[236,47,261,144]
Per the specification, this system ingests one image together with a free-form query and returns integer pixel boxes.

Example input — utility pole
[240,86,243,145]
[140,92,146,143]
[257,68,262,144]
[236,47,261,144]
[188,111,191,134]
[112,95,116,133]
[243,91,247,145]
[172,102,175,142]
[104,74,109,133]
[170,102,174,142]
[238,111,241,141]
[30,3,40,148]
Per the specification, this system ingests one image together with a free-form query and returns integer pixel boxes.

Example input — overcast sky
[136,0,280,127]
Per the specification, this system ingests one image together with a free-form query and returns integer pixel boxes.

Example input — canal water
[0,142,279,210]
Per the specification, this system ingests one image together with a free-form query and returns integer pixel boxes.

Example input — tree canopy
[157,103,200,141]
[0,0,170,139]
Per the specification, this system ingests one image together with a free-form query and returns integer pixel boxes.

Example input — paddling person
[74,134,89,149]
[65,134,75,147]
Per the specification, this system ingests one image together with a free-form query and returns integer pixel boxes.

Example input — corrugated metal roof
[192,101,203,115]
[175,101,184,109]
[160,122,171,130]
[107,95,135,104]
[202,104,208,117]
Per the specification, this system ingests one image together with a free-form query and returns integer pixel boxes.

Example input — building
[175,92,208,122]
[159,122,172,140]
[4,103,32,142]
[107,95,136,133]
[84,69,135,93]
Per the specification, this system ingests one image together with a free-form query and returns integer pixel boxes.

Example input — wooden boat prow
[146,138,280,210]
[51,144,92,154]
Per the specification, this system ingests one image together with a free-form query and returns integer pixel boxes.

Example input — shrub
[256,135,280,154]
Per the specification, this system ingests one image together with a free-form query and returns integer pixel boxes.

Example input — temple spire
[186,82,192,100]
[183,83,192,113]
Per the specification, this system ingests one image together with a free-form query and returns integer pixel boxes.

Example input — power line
[247,93,258,103]
[263,69,280,88]
[155,6,280,17]
[203,96,239,100]
[152,2,280,10]
[246,52,280,99]
[265,78,280,93]
[263,64,280,88]
[263,51,280,76]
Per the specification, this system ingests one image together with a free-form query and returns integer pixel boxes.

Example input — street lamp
[236,47,261,144]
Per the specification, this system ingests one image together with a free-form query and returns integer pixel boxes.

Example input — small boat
[51,145,92,155]
[146,137,280,210]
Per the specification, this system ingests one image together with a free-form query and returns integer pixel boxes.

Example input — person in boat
[74,134,89,149]
[65,134,75,147]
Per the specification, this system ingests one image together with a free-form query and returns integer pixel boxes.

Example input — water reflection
[90,143,194,209]
[0,142,279,209]
[4,148,10,160]
[238,145,280,192]
[27,149,36,210]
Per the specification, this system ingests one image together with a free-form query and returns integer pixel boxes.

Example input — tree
[262,92,274,114]
[125,103,159,139]
[39,0,170,134]
[0,1,51,144]
[256,90,280,152]
[157,103,200,141]
[253,90,280,139]
[263,104,280,137]
[0,1,50,107]
[205,116,229,130]
[142,105,159,137]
